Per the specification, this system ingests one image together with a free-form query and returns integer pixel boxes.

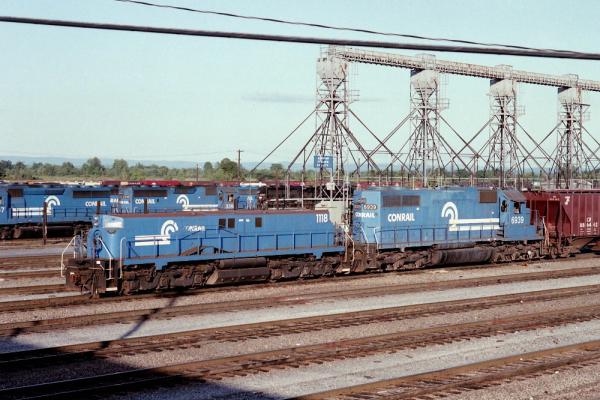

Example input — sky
[1,0,600,167]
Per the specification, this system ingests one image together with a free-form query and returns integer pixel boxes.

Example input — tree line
[0,157,297,181]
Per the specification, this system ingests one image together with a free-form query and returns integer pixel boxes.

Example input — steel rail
[0,270,60,280]
[0,255,61,268]
[298,340,600,399]
[3,304,600,399]
[2,266,600,336]
[0,284,67,297]
[1,283,600,371]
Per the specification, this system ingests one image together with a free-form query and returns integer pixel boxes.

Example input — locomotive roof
[503,190,526,202]
[111,209,324,219]
[0,183,112,189]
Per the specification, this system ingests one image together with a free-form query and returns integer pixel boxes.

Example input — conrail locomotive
[0,182,260,239]
[63,186,600,295]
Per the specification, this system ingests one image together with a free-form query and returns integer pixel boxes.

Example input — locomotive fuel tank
[430,246,495,266]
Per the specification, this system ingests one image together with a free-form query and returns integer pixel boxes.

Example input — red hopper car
[524,190,600,256]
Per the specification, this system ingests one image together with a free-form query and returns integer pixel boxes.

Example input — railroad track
[0,239,68,248]
[0,270,60,280]
[0,284,67,297]
[1,283,600,369]
[0,254,595,315]
[298,340,600,400]
[0,255,61,270]
[2,303,600,399]
[2,264,600,331]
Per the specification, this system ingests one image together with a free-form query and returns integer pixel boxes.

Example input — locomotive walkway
[2,303,600,399]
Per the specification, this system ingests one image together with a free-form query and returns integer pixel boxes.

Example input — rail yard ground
[1,244,600,399]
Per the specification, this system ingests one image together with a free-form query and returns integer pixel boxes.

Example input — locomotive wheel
[351,249,367,273]
[12,227,23,239]
[0,228,11,240]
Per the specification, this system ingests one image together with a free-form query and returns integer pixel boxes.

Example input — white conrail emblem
[134,219,179,247]
[45,195,61,211]
[10,195,61,217]
[441,201,500,232]
[176,194,190,207]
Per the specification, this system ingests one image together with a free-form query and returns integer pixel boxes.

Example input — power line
[2,16,600,60]
[115,0,570,54]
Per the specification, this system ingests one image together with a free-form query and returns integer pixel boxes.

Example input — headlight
[103,216,124,230]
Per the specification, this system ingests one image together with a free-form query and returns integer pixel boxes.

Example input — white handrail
[60,235,77,278]
[343,228,354,263]
[119,237,126,279]
[96,236,114,280]
[359,226,371,255]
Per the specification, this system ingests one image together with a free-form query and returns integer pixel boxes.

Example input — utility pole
[237,149,244,182]
[196,163,199,182]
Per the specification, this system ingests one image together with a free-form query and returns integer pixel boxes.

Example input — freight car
[64,186,551,294]
[523,189,600,256]
[0,183,116,239]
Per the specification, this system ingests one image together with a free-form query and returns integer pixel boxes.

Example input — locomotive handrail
[119,237,126,279]
[359,226,371,255]
[60,235,77,278]
[118,225,341,262]
[373,223,498,249]
[96,236,114,280]
[373,227,380,250]
[343,228,354,262]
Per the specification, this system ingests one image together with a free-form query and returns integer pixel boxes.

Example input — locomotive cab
[497,190,539,241]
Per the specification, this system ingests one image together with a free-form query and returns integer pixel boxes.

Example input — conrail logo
[10,195,61,217]
[387,212,415,222]
[176,194,189,207]
[355,211,376,219]
[45,195,61,211]
[135,198,157,204]
[441,201,500,232]
[85,201,107,207]
[134,219,179,246]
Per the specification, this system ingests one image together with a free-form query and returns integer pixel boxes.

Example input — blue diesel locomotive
[350,187,541,273]
[0,183,261,239]
[64,187,545,294]
[65,208,344,293]
[0,184,116,239]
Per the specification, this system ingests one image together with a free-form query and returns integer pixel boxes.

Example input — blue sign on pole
[314,155,333,168]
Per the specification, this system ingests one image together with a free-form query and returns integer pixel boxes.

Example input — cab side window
[501,200,508,212]
[513,202,521,214]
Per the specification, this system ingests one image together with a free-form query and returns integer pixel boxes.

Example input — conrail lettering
[387,213,415,222]
[85,201,107,207]
[355,211,375,219]
[135,198,157,204]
